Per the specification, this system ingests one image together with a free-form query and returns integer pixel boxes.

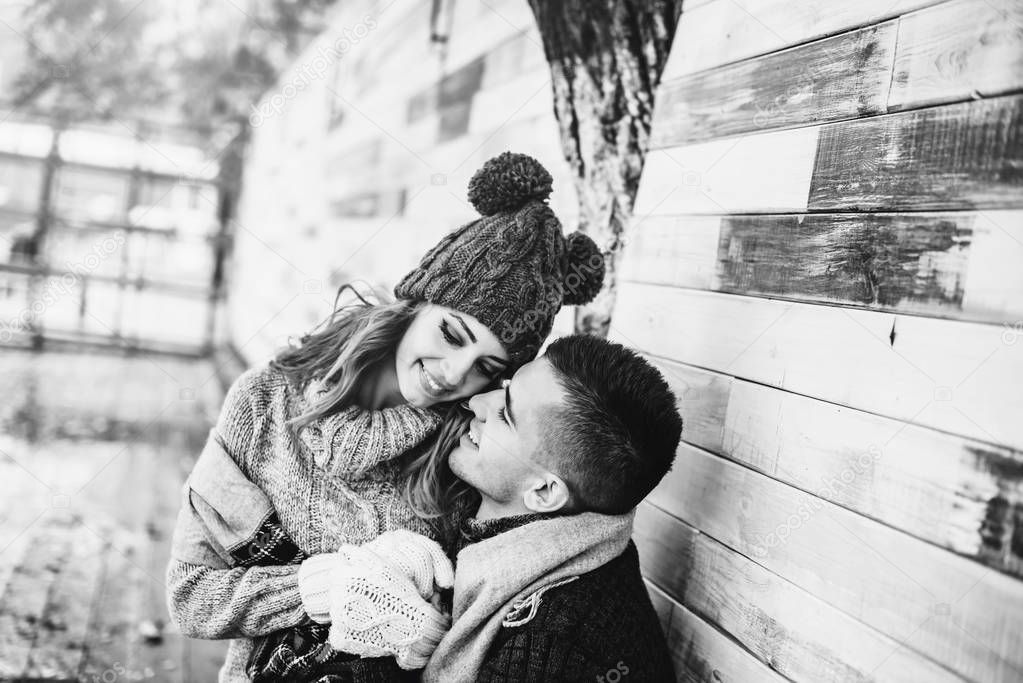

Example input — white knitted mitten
[327,533,453,670]
[360,529,455,598]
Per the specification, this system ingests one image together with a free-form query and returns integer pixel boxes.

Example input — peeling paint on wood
[635,503,964,682]
[645,355,1023,579]
[651,22,897,147]
[717,213,969,310]
[644,445,1023,681]
[889,0,1023,110]
[664,0,941,79]
[621,211,1023,322]
[611,284,1023,451]
[809,95,1023,210]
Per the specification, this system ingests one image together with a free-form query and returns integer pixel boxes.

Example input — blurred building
[229,0,574,365]
[0,2,29,94]
[0,117,222,353]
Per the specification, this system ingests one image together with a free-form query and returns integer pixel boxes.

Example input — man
[418,333,683,681]
[272,333,683,681]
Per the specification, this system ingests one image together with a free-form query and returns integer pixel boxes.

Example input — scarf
[296,377,443,476]
[422,509,636,682]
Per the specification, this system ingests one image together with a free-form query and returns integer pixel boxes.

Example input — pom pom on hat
[562,231,605,305]
[467,151,553,216]
[395,150,601,365]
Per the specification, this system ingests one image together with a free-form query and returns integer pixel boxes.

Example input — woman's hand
[356,529,455,598]
[326,531,455,669]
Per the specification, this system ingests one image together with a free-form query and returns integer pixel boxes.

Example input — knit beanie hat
[394,152,604,366]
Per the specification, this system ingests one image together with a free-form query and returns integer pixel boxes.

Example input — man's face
[448,356,566,508]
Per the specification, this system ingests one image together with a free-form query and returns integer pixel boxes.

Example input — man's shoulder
[485,541,673,679]
[525,541,659,627]
[480,541,674,680]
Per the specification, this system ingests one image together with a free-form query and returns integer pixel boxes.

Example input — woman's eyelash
[440,320,461,346]
[477,362,500,378]
[441,319,502,377]
[497,407,507,423]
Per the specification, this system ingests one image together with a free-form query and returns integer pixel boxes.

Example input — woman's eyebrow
[451,314,477,343]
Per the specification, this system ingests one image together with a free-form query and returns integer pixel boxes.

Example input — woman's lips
[418,361,452,397]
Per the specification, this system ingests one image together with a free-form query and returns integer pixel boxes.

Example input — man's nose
[467,389,500,419]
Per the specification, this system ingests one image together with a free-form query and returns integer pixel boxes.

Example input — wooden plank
[444,0,537,75]
[135,434,185,683]
[646,443,1023,681]
[890,0,1023,110]
[468,67,552,137]
[647,357,1023,580]
[77,445,156,682]
[664,0,942,79]
[0,532,33,614]
[405,55,484,138]
[651,22,897,147]
[480,28,547,90]
[634,127,819,215]
[644,581,789,683]
[438,56,485,109]
[23,521,105,679]
[0,519,68,679]
[645,579,675,635]
[610,283,1023,451]
[808,95,1023,211]
[438,99,475,143]
[637,96,1023,215]
[619,212,1023,323]
[635,503,965,683]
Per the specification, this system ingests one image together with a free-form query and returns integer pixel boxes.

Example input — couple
[166,152,681,682]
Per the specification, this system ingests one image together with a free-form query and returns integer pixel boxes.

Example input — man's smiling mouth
[466,419,481,447]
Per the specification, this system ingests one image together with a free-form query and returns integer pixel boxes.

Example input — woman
[165,151,604,681]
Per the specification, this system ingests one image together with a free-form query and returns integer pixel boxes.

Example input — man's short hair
[541,335,683,514]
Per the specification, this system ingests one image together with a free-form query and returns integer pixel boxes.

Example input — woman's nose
[442,354,474,387]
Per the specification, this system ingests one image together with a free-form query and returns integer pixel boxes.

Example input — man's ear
[522,473,571,514]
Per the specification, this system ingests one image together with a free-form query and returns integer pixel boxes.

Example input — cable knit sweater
[165,361,443,682]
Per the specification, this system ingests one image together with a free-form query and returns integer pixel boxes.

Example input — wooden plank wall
[614,0,1023,680]
[233,0,576,363]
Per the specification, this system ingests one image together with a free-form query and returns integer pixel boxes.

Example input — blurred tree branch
[8,0,338,145]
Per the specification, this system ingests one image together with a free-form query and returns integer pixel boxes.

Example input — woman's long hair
[270,283,481,539]
[271,283,420,435]
[399,403,480,542]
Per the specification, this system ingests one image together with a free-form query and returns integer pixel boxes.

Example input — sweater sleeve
[165,560,306,639]
[165,366,306,640]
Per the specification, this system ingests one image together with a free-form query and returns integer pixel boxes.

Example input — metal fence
[0,118,229,356]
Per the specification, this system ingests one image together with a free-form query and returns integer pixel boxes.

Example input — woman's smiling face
[394,303,510,408]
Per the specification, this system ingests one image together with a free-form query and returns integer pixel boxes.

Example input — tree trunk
[527,0,682,336]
